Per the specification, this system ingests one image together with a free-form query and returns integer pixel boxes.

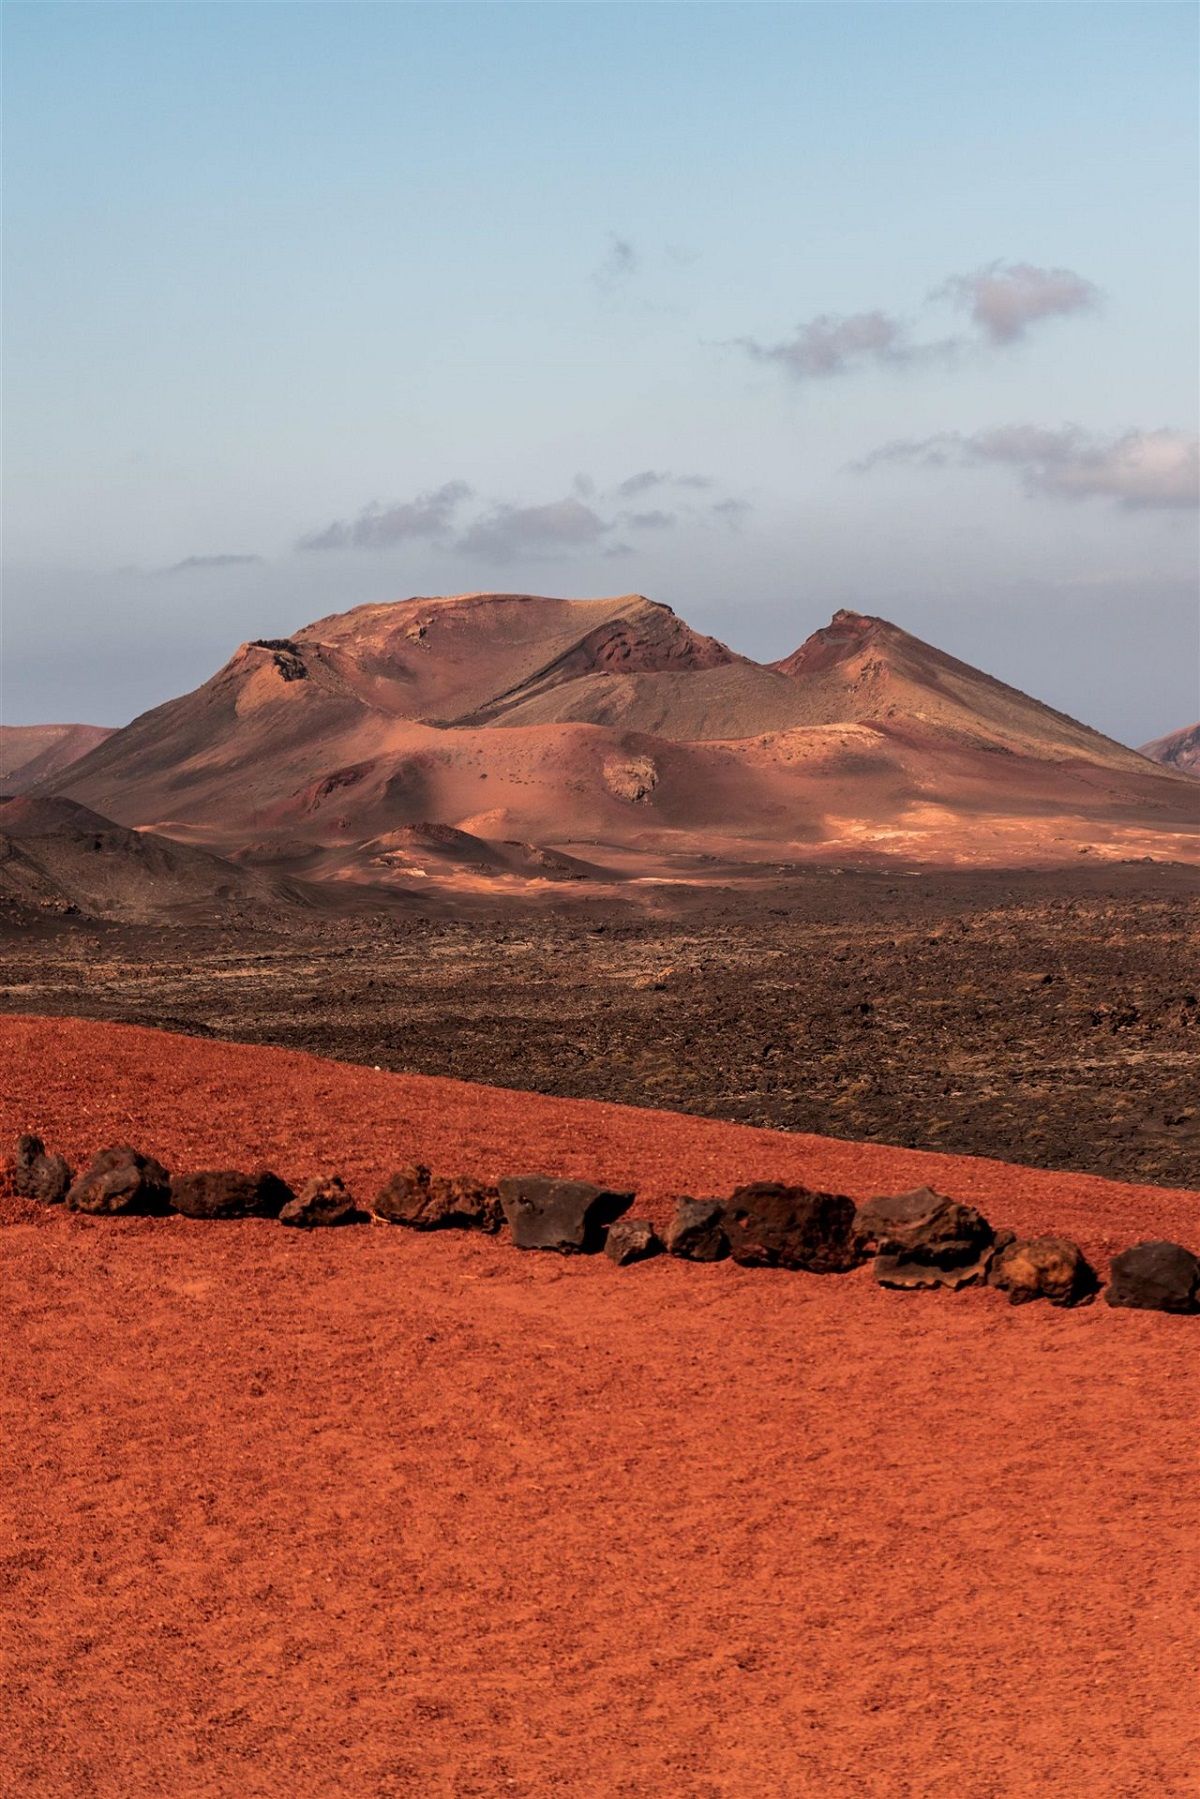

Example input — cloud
[299,481,472,551]
[165,553,261,573]
[739,259,1099,382]
[624,509,676,531]
[615,469,713,497]
[458,496,612,559]
[856,425,1199,509]
[739,310,910,380]
[709,497,752,526]
[593,233,638,295]
[934,261,1100,344]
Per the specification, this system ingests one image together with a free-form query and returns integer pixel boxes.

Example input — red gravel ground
[3,1014,1199,1797]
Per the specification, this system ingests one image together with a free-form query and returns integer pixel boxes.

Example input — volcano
[36,593,1200,893]
[1139,722,1200,779]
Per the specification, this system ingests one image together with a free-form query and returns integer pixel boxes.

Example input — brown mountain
[0,795,312,923]
[39,593,1200,890]
[0,723,114,792]
[1139,723,1200,779]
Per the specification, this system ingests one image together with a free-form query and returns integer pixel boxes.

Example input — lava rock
[65,1145,171,1216]
[1105,1240,1200,1315]
[604,1217,660,1266]
[497,1173,633,1253]
[278,1174,368,1229]
[170,1168,294,1220]
[989,1235,1097,1306]
[12,1134,72,1205]
[375,1164,503,1232]
[665,1198,729,1262]
[857,1186,994,1290]
[724,1181,860,1273]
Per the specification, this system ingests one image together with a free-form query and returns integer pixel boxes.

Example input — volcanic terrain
[38,594,1200,895]
[1140,721,1200,778]
[3,1016,1198,1798]
[0,723,113,793]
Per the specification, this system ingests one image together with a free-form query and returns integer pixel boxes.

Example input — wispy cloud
[623,508,675,531]
[933,261,1100,344]
[458,496,612,560]
[592,232,638,296]
[738,259,1098,382]
[299,481,472,551]
[856,425,1199,510]
[164,553,261,574]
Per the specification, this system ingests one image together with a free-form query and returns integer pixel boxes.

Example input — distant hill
[36,592,1200,890]
[0,794,311,922]
[0,724,114,792]
[1139,722,1200,779]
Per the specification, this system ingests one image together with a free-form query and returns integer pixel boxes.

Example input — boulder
[1105,1241,1200,1315]
[723,1182,860,1273]
[375,1164,504,1232]
[65,1145,171,1216]
[856,1186,994,1290]
[665,1198,729,1262]
[989,1235,1097,1307]
[604,1217,660,1266]
[170,1168,293,1220]
[278,1174,369,1229]
[12,1134,72,1205]
[497,1173,633,1253]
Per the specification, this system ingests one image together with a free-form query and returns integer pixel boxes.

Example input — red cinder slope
[0,723,113,792]
[3,1014,1199,1798]
[1140,722,1200,778]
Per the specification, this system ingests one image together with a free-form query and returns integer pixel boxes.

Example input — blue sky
[3,1,1197,743]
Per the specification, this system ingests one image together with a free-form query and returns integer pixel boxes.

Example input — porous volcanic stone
[989,1235,1097,1307]
[1105,1240,1200,1315]
[723,1181,860,1273]
[604,1217,660,1266]
[66,1145,171,1216]
[375,1164,504,1232]
[857,1186,994,1291]
[278,1174,368,1229]
[665,1198,729,1262]
[12,1134,72,1205]
[497,1174,633,1253]
[170,1168,293,1220]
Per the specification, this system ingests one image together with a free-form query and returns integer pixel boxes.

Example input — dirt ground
[3,1016,1199,1798]
[2,864,1196,1187]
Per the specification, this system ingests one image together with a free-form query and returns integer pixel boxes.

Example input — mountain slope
[1139,722,1200,778]
[40,592,1200,886]
[0,723,114,792]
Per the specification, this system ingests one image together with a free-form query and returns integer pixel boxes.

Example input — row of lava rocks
[11,1133,1200,1315]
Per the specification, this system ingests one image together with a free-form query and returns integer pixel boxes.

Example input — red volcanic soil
[3,1016,1199,1797]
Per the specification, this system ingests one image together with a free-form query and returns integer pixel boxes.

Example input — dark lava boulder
[278,1174,369,1229]
[989,1235,1097,1307]
[665,1198,729,1262]
[724,1181,859,1273]
[375,1164,503,1232]
[12,1134,72,1205]
[170,1168,293,1220]
[66,1145,171,1216]
[1105,1241,1200,1315]
[497,1173,633,1253]
[604,1217,660,1266]
[856,1186,994,1290]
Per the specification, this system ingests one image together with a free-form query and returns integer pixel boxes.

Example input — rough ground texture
[3,1017,1199,1797]
[3,865,1197,1186]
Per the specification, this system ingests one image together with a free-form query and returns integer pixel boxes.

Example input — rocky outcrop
[604,1217,660,1266]
[12,1134,72,1205]
[374,1164,504,1232]
[1105,1241,1200,1314]
[723,1182,860,1273]
[497,1174,633,1253]
[665,1198,729,1262]
[855,1186,994,1290]
[278,1174,368,1229]
[170,1168,293,1220]
[989,1235,1097,1307]
[66,1145,172,1216]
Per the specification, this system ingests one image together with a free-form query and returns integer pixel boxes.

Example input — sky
[3,1,1198,746]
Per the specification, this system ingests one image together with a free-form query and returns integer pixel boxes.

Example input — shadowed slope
[1140,722,1200,778]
